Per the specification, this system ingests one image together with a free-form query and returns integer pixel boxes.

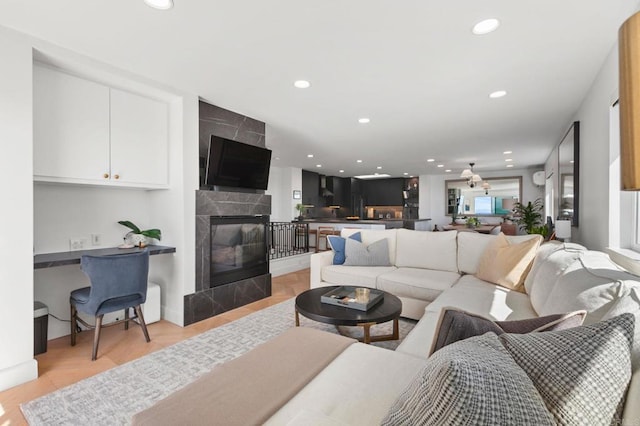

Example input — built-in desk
[34,245,176,269]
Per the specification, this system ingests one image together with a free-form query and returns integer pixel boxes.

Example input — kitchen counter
[295,218,431,230]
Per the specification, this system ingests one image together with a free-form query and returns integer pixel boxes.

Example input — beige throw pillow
[475,232,542,292]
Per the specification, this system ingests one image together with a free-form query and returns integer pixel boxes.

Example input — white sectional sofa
[304,228,640,423]
[138,228,640,425]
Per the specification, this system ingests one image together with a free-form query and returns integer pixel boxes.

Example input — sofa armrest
[623,368,640,425]
[310,251,334,289]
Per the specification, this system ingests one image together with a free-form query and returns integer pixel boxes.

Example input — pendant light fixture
[460,163,482,188]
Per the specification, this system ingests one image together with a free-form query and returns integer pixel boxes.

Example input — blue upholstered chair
[70,250,151,360]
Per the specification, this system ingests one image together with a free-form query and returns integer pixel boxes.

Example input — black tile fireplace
[188,190,272,326]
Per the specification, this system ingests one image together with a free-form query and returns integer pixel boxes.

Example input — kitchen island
[296,218,432,250]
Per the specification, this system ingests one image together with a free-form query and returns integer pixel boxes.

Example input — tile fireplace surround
[186,190,272,325]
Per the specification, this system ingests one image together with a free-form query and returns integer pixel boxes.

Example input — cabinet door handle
[103,173,109,179]
[114,174,120,180]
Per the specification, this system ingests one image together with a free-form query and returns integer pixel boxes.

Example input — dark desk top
[34,245,176,269]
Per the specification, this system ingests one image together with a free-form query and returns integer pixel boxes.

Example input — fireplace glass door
[210,216,269,287]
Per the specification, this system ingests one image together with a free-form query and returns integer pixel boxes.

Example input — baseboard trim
[0,358,38,392]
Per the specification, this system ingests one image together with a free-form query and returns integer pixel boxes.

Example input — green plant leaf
[141,229,162,240]
[118,220,141,234]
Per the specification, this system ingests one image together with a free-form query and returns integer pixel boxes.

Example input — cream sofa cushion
[265,344,427,426]
[538,250,638,324]
[376,268,461,304]
[395,229,458,272]
[426,275,537,321]
[321,265,396,288]
[341,229,398,265]
[524,242,586,313]
[457,231,543,275]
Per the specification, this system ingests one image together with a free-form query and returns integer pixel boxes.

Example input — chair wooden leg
[124,308,129,330]
[134,305,151,343]
[92,315,104,361]
[70,304,77,346]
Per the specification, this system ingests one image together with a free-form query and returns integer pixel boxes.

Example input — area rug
[21,298,416,425]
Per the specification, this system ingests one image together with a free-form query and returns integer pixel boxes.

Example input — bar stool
[316,226,336,252]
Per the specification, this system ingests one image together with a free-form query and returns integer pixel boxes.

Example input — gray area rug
[21,298,416,425]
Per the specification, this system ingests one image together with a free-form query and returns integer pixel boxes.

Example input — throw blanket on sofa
[132,327,355,426]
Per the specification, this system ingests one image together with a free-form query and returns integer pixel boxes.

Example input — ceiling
[1,0,638,178]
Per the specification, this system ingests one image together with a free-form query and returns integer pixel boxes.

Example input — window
[609,101,640,252]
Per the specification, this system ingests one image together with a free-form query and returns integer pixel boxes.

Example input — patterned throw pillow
[430,308,586,355]
[499,313,635,425]
[383,314,634,426]
[343,238,391,266]
[382,333,555,425]
[326,232,361,265]
[476,232,542,291]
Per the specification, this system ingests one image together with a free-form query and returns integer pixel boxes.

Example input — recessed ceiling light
[506,164,514,168]
[472,18,500,35]
[445,169,452,172]
[437,164,444,168]
[489,90,507,99]
[409,176,414,178]
[275,157,280,160]
[505,158,513,162]
[144,0,174,10]
[307,154,314,158]
[427,158,435,162]
[316,164,322,168]
[376,166,382,169]
[503,150,512,154]
[569,160,574,164]
[358,118,370,124]
[403,172,409,176]
[356,159,363,163]
[339,169,345,173]
[354,173,391,179]
[294,80,311,89]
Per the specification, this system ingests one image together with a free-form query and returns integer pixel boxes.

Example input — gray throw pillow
[382,333,555,426]
[430,308,586,354]
[499,313,635,425]
[384,314,634,426]
[343,237,391,266]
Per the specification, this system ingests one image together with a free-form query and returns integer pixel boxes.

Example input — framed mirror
[445,176,523,217]
[558,121,579,226]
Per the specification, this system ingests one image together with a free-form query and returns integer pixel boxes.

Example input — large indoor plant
[118,220,162,247]
[511,199,548,236]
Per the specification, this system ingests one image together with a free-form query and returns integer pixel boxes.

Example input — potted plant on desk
[295,203,305,221]
[118,220,162,247]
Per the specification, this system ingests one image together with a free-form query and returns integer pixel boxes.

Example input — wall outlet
[69,238,84,251]
[91,234,101,246]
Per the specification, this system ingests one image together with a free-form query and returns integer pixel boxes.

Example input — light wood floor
[0,269,310,426]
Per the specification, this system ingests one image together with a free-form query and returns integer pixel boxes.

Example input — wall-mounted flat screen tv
[205,136,272,190]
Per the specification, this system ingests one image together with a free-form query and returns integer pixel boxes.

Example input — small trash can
[34,301,48,355]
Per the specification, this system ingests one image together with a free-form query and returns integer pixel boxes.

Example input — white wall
[420,168,545,230]
[267,166,302,222]
[0,28,38,391]
[571,45,621,250]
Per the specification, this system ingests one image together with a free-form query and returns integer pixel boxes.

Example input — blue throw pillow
[327,232,362,265]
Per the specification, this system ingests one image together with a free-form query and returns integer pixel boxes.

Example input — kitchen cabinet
[33,64,169,189]
[363,178,404,206]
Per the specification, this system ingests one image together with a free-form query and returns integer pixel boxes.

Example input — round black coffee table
[295,286,402,344]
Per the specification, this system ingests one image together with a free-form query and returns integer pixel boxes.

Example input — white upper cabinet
[33,65,110,183]
[110,88,168,187]
[33,64,169,189]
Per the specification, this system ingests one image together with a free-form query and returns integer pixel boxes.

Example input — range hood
[319,175,334,197]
